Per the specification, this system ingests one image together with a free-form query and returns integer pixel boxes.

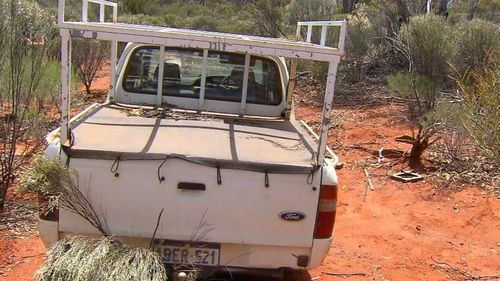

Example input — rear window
[123,47,283,105]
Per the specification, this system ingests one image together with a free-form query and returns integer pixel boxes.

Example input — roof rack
[57,0,346,165]
[58,1,345,61]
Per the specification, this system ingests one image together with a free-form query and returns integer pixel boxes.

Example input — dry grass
[36,235,167,281]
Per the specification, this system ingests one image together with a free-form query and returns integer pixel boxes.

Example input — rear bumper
[38,217,58,248]
[39,218,332,269]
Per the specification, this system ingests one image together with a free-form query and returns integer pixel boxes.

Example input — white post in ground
[60,29,72,146]
[317,57,340,165]
[427,0,432,14]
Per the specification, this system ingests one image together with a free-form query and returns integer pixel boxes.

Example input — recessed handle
[178,182,206,191]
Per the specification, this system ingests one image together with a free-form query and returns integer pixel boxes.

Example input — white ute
[40,0,346,275]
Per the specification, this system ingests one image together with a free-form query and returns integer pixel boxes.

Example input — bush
[388,72,438,116]
[191,15,219,31]
[37,236,167,281]
[33,61,61,111]
[0,0,56,210]
[121,0,165,15]
[346,6,376,81]
[397,15,452,84]
[118,14,167,26]
[451,19,500,78]
[447,0,500,23]
[456,69,500,163]
[283,0,339,33]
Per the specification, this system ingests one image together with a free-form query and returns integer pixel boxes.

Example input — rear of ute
[39,40,341,270]
[41,137,339,271]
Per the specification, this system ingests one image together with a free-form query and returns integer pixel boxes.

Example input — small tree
[388,73,443,168]
[0,0,56,210]
[72,39,108,96]
[387,15,451,169]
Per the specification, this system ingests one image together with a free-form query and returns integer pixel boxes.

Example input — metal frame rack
[57,0,346,165]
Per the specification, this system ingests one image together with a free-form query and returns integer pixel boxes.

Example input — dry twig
[364,168,375,191]
[431,257,500,280]
[322,271,366,278]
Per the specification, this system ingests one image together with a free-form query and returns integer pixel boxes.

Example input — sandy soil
[0,69,499,281]
[295,104,500,281]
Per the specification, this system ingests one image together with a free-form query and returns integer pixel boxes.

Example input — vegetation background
[0,1,498,280]
[1,0,499,214]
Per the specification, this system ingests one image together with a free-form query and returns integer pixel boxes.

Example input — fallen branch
[363,178,368,202]
[431,257,500,280]
[322,272,366,278]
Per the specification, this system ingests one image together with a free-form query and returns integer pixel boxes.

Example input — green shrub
[388,72,438,116]
[345,6,376,81]
[191,15,219,31]
[121,0,165,15]
[398,15,452,84]
[0,0,56,209]
[283,0,338,33]
[456,68,500,163]
[28,60,56,110]
[118,14,167,26]
[451,19,500,78]
[347,8,373,58]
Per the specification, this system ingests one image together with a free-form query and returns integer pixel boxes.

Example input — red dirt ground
[0,69,498,281]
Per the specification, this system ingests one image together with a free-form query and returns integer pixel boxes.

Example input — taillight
[314,184,337,239]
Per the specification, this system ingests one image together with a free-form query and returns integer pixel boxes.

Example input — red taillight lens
[314,184,337,239]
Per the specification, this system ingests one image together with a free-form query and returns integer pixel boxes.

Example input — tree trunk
[467,0,478,20]
[84,83,92,96]
[342,0,358,14]
[0,188,5,210]
[408,125,431,170]
[409,142,428,169]
[395,0,410,25]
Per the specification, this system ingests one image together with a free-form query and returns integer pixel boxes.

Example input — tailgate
[60,157,321,248]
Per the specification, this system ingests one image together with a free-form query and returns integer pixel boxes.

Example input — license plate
[153,240,220,266]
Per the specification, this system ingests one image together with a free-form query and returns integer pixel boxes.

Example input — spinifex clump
[36,235,167,281]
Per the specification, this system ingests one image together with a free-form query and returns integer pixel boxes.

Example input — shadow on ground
[204,270,311,281]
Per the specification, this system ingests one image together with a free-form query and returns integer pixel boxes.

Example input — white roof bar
[296,20,347,55]
[61,23,343,62]
[81,0,117,23]
[58,0,346,62]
